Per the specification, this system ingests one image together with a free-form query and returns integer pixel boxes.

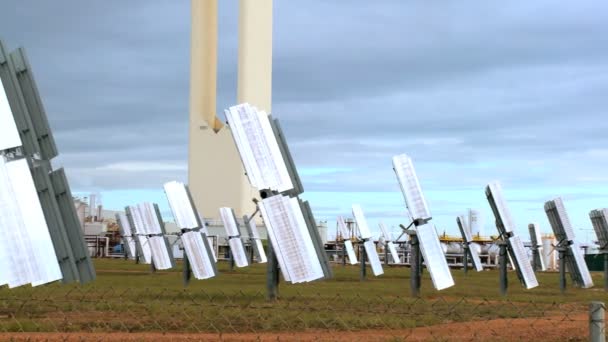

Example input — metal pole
[410,234,421,297]
[150,260,157,274]
[499,242,508,296]
[559,249,566,294]
[589,301,606,342]
[183,253,192,287]
[463,246,469,276]
[342,242,346,266]
[360,243,367,281]
[228,247,235,272]
[385,245,389,266]
[604,253,608,292]
[266,242,279,301]
[531,248,538,272]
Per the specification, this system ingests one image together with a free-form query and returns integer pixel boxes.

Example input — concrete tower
[188,0,273,219]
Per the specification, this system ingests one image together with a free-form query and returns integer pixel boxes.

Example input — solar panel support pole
[463,244,469,276]
[531,246,539,272]
[589,301,606,342]
[498,241,508,296]
[266,241,279,301]
[604,253,608,292]
[384,245,389,266]
[342,241,347,266]
[228,247,235,272]
[408,230,421,297]
[183,252,192,287]
[558,246,567,294]
[359,242,367,281]
[150,258,157,274]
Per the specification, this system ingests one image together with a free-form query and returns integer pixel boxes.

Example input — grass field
[0,259,604,340]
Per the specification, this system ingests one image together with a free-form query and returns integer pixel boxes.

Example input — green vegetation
[0,259,603,333]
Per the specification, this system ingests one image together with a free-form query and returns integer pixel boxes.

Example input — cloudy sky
[1,1,607,243]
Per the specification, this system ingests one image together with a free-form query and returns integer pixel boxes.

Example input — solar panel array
[456,216,483,272]
[589,209,608,250]
[528,223,547,271]
[337,216,358,265]
[225,103,330,284]
[116,213,137,259]
[0,40,94,287]
[127,203,175,270]
[485,181,539,289]
[379,222,399,264]
[392,154,454,290]
[544,198,593,288]
[219,207,250,268]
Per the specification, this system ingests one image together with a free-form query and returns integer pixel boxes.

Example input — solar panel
[364,240,384,276]
[148,235,175,270]
[392,154,431,220]
[528,223,547,271]
[337,216,357,264]
[352,204,372,239]
[163,181,201,229]
[116,213,137,259]
[181,230,217,279]
[417,224,455,290]
[456,216,483,272]
[567,242,594,288]
[351,205,384,275]
[224,103,293,192]
[125,206,152,264]
[1,158,62,287]
[589,209,608,250]
[485,182,516,234]
[507,235,539,289]
[379,222,399,263]
[468,209,483,236]
[259,194,324,283]
[544,198,576,242]
[0,76,21,151]
[245,217,267,263]
[219,207,249,268]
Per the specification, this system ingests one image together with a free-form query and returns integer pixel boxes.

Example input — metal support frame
[342,241,347,266]
[183,252,192,287]
[266,242,280,301]
[498,241,508,296]
[531,245,540,272]
[228,247,235,272]
[604,253,608,292]
[384,245,389,266]
[557,246,568,294]
[408,231,421,297]
[463,244,469,276]
[359,242,367,281]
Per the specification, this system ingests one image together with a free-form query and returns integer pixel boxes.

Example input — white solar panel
[552,198,576,241]
[457,215,473,242]
[417,224,454,290]
[148,236,174,270]
[486,182,516,233]
[528,223,543,247]
[337,216,350,239]
[0,78,22,151]
[135,235,152,264]
[225,103,293,192]
[468,245,484,272]
[0,158,62,287]
[352,204,372,239]
[219,207,250,268]
[116,213,137,259]
[246,219,267,263]
[219,207,241,237]
[163,181,200,229]
[138,202,163,235]
[568,242,594,288]
[386,242,400,264]
[392,154,431,220]
[343,239,358,265]
[128,205,146,235]
[259,195,324,283]
[364,240,384,276]
[590,209,608,249]
[182,231,216,279]
[379,222,399,263]
[507,235,539,289]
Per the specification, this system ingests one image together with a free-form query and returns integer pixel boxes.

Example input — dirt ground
[0,314,589,341]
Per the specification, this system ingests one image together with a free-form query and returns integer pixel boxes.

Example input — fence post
[590,301,606,342]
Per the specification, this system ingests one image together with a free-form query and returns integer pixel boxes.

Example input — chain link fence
[0,286,605,341]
